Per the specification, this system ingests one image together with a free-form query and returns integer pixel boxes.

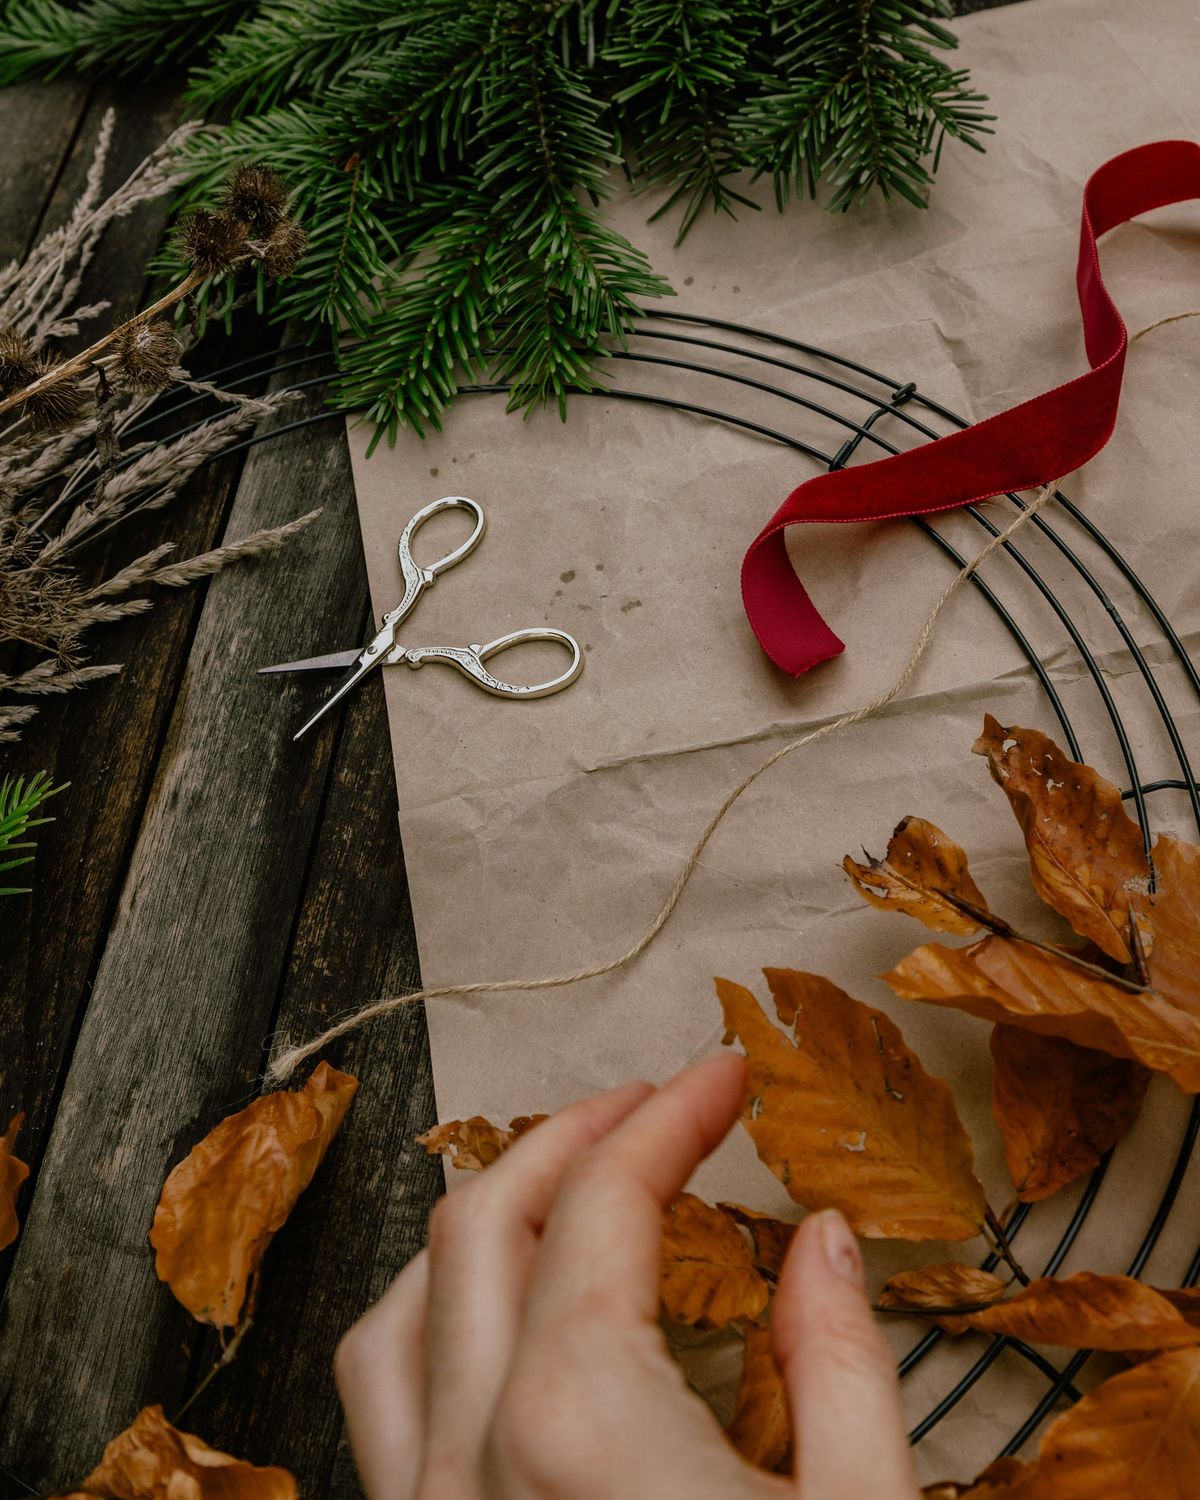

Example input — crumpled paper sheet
[341,0,1200,1478]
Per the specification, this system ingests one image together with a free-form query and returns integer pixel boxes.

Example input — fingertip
[773,1210,918,1496]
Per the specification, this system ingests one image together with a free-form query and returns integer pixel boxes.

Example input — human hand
[335,1052,920,1500]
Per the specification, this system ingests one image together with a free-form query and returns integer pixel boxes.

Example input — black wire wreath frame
[51,308,1200,1465]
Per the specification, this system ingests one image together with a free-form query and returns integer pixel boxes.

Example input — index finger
[520,1051,747,1334]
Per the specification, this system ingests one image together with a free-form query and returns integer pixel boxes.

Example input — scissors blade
[291,652,379,741]
[257,648,362,675]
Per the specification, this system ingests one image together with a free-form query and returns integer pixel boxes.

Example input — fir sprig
[0,0,993,437]
[0,772,64,895]
[0,0,243,82]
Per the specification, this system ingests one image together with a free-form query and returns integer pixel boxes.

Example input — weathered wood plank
[190,667,439,1492]
[0,377,360,1488]
[0,76,89,264]
[0,82,280,1313]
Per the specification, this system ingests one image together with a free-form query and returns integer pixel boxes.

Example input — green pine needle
[0,0,994,436]
[0,772,66,896]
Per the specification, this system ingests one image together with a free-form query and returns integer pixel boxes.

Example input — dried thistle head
[174,208,248,277]
[222,162,288,233]
[0,327,38,394]
[21,352,85,430]
[112,319,179,391]
[259,217,308,279]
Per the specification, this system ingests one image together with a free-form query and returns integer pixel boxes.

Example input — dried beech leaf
[990,1025,1150,1201]
[717,970,988,1240]
[952,1272,1200,1351]
[59,1404,296,1498]
[660,1192,769,1328]
[717,1203,797,1279]
[726,1321,792,1473]
[922,1460,1025,1498]
[843,816,989,934]
[1,1112,29,1251]
[885,935,1200,1092]
[417,1114,548,1171]
[1139,833,1200,1017]
[974,716,1151,962]
[954,1347,1200,1497]
[149,1062,358,1328]
[878,1262,1009,1334]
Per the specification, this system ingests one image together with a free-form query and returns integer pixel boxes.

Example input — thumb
[772,1209,919,1498]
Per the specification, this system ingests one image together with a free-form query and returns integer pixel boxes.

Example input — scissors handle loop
[386,496,487,630]
[399,628,583,699]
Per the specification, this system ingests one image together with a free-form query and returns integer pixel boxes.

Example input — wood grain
[193,671,438,1492]
[0,367,369,1487]
[0,85,278,1308]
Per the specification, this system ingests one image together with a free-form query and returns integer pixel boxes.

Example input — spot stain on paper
[560,570,575,583]
[621,599,642,613]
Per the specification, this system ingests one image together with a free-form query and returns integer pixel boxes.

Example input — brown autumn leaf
[53,1404,296,1498]
[843,815,989,935]
[726,1321,792,1473]
[885,934,1200,1092]
[717,1203,797,1279]
[660,1192,770,1328]
[945,1272,1200,1352]
[149,1061,358,1328]
[990,1025,1151,1201]
[922,1460,1026,1498]
[417,1116,767,1325]
[717,969,988,1240]
[974,715,1151,964]
[878,1262,1009,1334]
[1,1112,30,1250]
[950,1346,1200,1497]
[417,1113,548,1171]
[1136,832,1200,1018]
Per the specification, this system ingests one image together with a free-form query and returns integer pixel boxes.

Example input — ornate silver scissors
[260,496,584,740]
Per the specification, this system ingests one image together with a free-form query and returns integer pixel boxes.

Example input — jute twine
[266,480,1061,1083]
[263,314,1194,1085]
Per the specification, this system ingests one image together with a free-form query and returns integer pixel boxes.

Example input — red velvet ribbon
[741,139,1200,676]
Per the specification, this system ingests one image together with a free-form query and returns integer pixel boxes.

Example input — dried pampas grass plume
[1,116,315,743]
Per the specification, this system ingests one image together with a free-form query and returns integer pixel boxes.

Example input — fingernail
[815,1209,863,1286]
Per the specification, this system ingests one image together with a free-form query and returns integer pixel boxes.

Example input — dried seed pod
[259,217,308,279]
[0,326,37,394]
[222,162,288,233]
[21,352,84,429]
[112,318,179,391]
[174,208,248,277]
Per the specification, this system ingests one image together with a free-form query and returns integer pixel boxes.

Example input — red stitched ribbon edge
[740,139,1200,677]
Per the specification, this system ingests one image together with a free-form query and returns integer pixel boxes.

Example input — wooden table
[0,8,1017,1489]
[0,77,441,1497]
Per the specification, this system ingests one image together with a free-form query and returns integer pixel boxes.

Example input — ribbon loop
[741,139,1200,676]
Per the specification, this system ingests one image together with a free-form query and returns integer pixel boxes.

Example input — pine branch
[168,106,397,335]
[335,9,672,440]
[1,0,994,435]
[0,0,245,86]
[332,181,495,444]
[604,0,761,243]
[186,0,407,116]
[736,0,993,212]
[0,771,65,895]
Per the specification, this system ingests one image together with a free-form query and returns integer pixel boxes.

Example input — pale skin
[335,1052,921,1500]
